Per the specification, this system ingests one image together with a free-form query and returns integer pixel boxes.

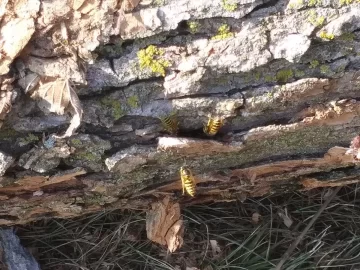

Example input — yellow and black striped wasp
[203,116,224,136]
[180,166,196,197]
[160,111,179,135]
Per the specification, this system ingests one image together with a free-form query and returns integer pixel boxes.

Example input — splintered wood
[146,197,184,253]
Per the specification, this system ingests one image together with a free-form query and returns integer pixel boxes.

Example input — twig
[275,186,341,270]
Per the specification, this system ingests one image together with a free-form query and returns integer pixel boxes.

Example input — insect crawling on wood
[180,166,196,197]
[203,116,224,136]
[160,111,179,135]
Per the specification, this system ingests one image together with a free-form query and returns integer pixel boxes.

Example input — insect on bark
[180,166,196,197]
[160,111,179,135]
[203,116,224,136]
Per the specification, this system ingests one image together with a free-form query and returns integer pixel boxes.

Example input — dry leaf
[323,188,333,200]
[54,81,83,138]
[0,90,12,121]
[31,77,83,138]
[146,197,184,253]
[278,208,293,228]
[33,77,70,114]
[209,240,221,258]
[252,212,261,224]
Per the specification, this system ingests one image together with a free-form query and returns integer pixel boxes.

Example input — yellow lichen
[308,10,325,26]
[187,21,200,34]
[211,24,234,40]
[19,133,39,146]
[308,0,322,6]
[289,0,304,8]
[153,0,165,6]
[319,31,335,40]
[221,0,237,11]
[339,0,360,5]
[137,45,170,77]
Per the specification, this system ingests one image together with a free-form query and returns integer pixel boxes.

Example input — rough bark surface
[0,0,360,227]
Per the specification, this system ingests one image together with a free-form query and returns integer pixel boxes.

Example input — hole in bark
[0,215,18,221]
[29,211,58,219]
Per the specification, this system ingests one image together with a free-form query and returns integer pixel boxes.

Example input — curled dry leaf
[0,90,12,121]
[146,196,184,253]
[278,208,293,228]
[252,212,261,224]
[209,239,221,258]
[31,77,83,138]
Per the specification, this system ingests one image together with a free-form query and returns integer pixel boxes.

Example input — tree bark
[0,0,360,226]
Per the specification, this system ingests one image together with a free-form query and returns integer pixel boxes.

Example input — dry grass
[16,184,360,270]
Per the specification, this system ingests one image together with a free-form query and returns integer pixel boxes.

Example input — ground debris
[146,196,184,253]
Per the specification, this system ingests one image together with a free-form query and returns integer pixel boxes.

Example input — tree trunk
[0,0,359,226]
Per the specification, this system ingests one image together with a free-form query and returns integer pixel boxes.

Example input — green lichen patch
[137,45,170,77]
[309,60,320,69]
[127,95,139,109]
[307,10,325,27]
[221,0,237,11]
[276,69,294,83]
[101,97,125,120]
[18,133,39,146]
[254,72,261,81]
[294,70,306,77]
[264,75,276,82]
[339,33,355,41]
[70,138,82,147]
[336,65,346,73]
[319,31,335,40]
[320,65,331,74]
[0,127,18,141]
[72,151,99,162]
[187,21,200,34]
[211,24,234,40]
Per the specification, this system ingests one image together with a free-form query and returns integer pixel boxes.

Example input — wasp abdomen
[203,117,223,136]
[180,166,196,197]
[160,113,178,135]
